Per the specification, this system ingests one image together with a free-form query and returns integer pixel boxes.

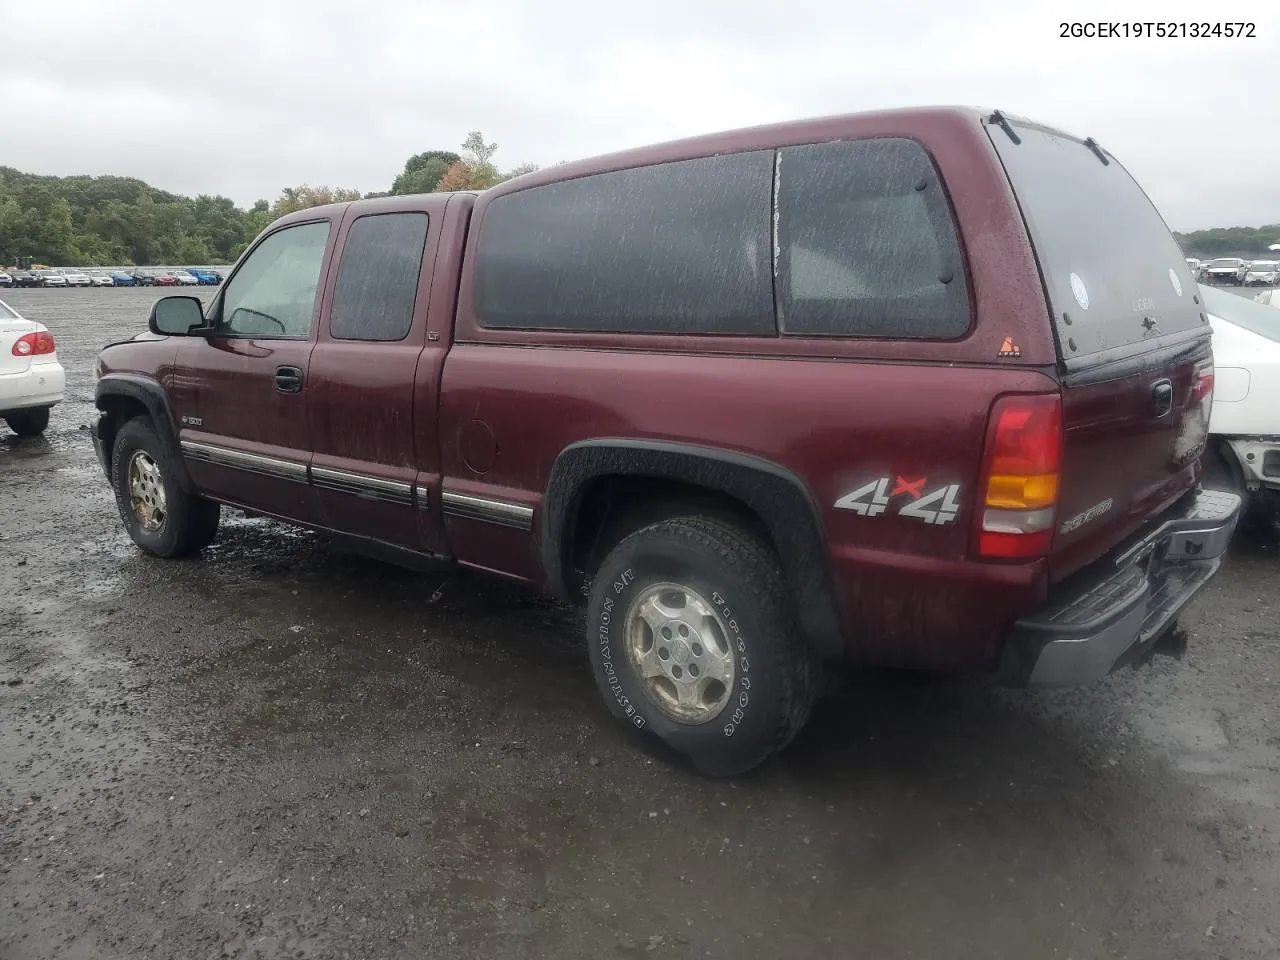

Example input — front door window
[217,222,330,338]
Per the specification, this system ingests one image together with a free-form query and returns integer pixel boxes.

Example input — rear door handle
[275,365,303,394]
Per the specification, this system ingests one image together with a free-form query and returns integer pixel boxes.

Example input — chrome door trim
[180,440,308,483]
[312,465,413,506]
[441,491,534,531]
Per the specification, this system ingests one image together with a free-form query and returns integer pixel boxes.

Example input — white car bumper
[0,362,67,412]
[1224,438,1280,493]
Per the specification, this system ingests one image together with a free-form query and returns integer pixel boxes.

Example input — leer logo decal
[835,476,962,526]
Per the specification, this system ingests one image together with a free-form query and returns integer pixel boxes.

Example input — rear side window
[776,138,970,339]
[330,213,429,342]
[474,151,775,335]
[989,122,1202,361]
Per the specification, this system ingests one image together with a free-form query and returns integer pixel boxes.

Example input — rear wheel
[4,406,51,437]
[111,417,220,558]
[586,516,817,777]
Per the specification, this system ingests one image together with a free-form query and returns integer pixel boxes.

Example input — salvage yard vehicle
[1201,258,1249,285]
[1200,284,1280,529]
[0,297,65,437]
[90,107,1240,775]
[1244,260,1280,286]
[39,271,67,288]
[64,270,92,287]
[111,271,137,287]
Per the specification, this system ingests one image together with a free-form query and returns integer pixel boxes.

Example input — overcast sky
[2,0,1277,230]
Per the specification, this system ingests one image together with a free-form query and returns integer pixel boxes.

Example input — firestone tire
[4,405,51,437]
[586,516,817,777]
[111,416,220,558]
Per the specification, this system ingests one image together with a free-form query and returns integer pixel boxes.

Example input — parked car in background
[153,273,177,287]
[39,271,67,288]
[0,297,65,437]
[111,272,137,287]
[131,270,157,286]
[90,271,115,287]
[185,268,221,285]
[1199,284,1280,531]
[1201,258,1249,285]
[91,106,1239,775]
[13,271,43,288]
[1243,260,1280,286]
[170,270,200,286]
[1185,257,1201,278]
[0,272,12,288]
[63,270,92,287]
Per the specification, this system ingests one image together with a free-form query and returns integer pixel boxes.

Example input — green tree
[270,184,362,218]
[390,150,460,195]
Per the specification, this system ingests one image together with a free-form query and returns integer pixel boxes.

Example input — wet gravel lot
[2,287,1279,959]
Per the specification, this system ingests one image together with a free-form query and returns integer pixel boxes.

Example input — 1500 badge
[835,476,962,526]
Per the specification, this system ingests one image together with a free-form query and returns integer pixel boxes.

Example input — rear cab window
[987,119,1205,366]
[330,213,429,341]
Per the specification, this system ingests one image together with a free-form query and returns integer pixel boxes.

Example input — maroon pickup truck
[91,107,1240,775]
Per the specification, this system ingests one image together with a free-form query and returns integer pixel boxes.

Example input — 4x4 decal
[834,476,962,525]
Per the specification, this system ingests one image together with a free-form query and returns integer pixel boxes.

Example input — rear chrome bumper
[998,488,1241,688]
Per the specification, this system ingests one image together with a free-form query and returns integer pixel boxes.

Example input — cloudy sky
[2,0,1277,230]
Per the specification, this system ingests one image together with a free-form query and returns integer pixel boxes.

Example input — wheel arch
[542,439,846,662]
[95,374,194,492]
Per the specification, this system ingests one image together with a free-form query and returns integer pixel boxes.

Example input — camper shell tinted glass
[473,151,775,335]
[988,119,1204,365]
[776,138,970,339]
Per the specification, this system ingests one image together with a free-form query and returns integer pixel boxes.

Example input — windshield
[1207,259,1240,268]
[1201,284,1280,343]
[1248,262,1277,272]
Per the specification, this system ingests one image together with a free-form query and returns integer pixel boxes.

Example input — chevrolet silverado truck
[90,107,1241,776]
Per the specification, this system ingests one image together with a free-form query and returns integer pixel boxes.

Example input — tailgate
[986,116,1214,579]
[1053,337,1213,577]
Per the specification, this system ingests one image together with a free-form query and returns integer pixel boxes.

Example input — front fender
[94,374,194,492]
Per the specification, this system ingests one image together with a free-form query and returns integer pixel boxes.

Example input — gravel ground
[1,287,1279,960]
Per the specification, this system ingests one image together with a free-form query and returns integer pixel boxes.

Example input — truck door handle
[275,366,303,394]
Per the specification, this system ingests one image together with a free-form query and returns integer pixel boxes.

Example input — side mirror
[149,296,205,336]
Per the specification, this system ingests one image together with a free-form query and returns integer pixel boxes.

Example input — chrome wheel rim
[127,450,167,532]
[624,582,735,724]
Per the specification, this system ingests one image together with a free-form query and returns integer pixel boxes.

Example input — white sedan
[90,271,115,287]
[1200,284,1280,527]
[0,298,66,437]
[63,271,93,287]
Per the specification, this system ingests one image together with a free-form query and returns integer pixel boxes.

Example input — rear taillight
[1193,360,1214,405]
[974,393,1063,560]
[12,331,56,357]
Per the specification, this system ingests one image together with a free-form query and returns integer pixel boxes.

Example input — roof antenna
[1083,137,1110,166]
[988,110,1020,144]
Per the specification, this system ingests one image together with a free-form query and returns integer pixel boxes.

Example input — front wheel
[4,405,51,437]
[587,516,817,776]
[111,417,220,557]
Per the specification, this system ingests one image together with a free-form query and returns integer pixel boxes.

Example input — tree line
[0,131,537,268]
[1175,224,1280,260]
[4,131,1275,268]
